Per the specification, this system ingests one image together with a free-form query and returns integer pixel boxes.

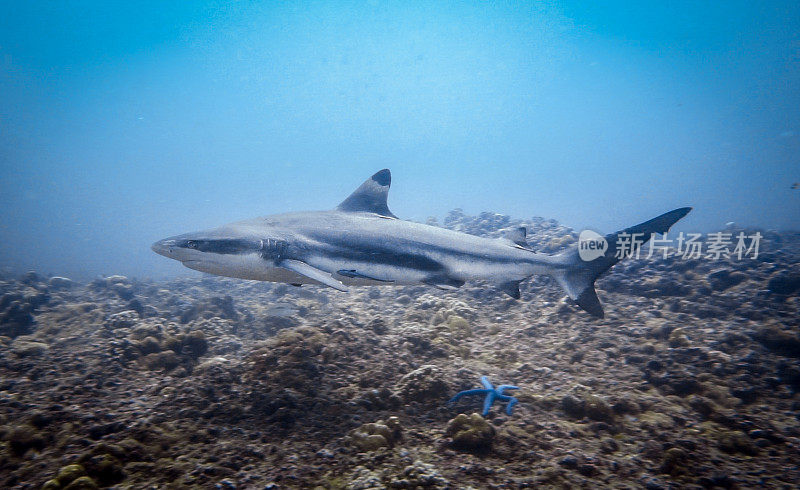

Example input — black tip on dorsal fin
[371,168,391,187]
[337,169,397,218]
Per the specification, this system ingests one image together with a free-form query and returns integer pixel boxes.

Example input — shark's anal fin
[422,274,465,291]
[498,280,522,299]
[337,269,395,282]
[279,259,349,292]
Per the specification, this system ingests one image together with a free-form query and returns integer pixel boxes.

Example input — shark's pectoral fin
[422,274,465,291]
[279,259,349,292]
[498,280,522,299]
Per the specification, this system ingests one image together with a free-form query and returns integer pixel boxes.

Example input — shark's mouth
[181,260,208,270]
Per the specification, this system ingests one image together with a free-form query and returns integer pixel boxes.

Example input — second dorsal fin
[504,227,530,248]
[337,169,397,218]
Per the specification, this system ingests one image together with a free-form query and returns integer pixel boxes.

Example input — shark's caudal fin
[553,207,692,318]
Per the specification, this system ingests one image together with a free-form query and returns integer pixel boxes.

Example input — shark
[152,169,691,318]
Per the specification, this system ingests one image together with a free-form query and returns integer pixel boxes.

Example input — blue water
[1,1,798,279]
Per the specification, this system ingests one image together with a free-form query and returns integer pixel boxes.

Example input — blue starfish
[447,376,520,416]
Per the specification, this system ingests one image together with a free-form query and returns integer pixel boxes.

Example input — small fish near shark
[152,169,691,318]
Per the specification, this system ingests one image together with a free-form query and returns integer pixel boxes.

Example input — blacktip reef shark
[152,169,691,318]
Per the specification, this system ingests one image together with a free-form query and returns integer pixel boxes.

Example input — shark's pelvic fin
[337,269,395,282]
[337,169,397,218]
[279,259,349,292]
[423,274,465,290]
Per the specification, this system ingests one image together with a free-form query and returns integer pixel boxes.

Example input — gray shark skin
[152,169,691,317]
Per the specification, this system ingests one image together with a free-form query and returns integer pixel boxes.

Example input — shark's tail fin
[552,207,692,318]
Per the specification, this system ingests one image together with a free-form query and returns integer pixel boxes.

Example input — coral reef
[346,416,402,452]
[445,413,495,450]
[0,212,798,488]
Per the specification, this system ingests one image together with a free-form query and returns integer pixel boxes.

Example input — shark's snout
[151,238,177,257]
[151,228,261,263]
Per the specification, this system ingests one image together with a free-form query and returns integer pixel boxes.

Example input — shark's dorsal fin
[337,169,397,218]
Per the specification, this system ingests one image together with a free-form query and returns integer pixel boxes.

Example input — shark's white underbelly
[182,254,308,283]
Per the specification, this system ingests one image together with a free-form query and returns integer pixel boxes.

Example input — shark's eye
[186,240,198,249]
